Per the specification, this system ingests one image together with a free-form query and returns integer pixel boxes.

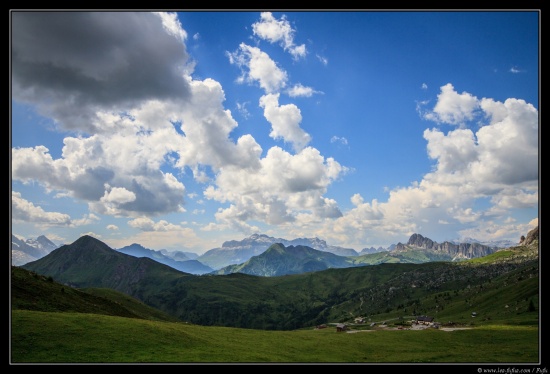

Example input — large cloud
[11,12,342,224]
[204,146,347,232]
[172,78,263,174]
[11,191,99,228]
[11,191,72,225]
[12,131,187,217]
[11,11,191,133]
[424,91,538,189]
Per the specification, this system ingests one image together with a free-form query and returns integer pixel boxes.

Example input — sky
[10,10,540,254]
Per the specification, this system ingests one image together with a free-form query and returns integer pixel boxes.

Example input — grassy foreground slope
[10,264,540,364]
[11,266,179,322]
[11,310,538,363]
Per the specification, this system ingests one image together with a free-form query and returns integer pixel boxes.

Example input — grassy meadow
[11,309,539,364]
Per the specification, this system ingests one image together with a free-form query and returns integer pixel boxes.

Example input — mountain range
[117,243,213,275]
[211,233,507,277]
[359,246,388,254]
[12,230,510,273]
[456,237,516,248]
[11,234,58,266]
[18,226,539,330]
[196,233,359,269]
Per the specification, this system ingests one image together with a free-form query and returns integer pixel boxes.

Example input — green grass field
[11,310,539,363]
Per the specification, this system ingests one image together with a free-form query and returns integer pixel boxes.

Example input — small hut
[336,323,348,332]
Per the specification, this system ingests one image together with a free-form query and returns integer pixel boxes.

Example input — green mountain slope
[11,266,178,322]
[349,248,455,265]
[22,235,192,298]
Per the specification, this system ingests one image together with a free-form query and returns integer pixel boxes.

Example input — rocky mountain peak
[407,233,435,249]
[519,226,539,246]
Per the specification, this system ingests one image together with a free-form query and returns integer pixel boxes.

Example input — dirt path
[346,326,473,333]
[439,327,473,331]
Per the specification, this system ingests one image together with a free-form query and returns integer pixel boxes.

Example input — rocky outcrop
[519,226,539,246]
[393,233,497,260]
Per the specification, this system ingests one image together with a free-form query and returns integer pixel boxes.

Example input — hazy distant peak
[127,243,147,249]
[249,233,271,240]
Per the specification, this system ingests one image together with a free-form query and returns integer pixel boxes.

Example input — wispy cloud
[316,54,328,66]
[236,101,251,119]
[287,84,323,98]
[330,136,349,147]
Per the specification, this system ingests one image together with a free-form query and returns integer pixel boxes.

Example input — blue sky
[11,10,539,253]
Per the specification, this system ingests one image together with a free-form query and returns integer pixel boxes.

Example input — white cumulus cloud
[252,12,306,60]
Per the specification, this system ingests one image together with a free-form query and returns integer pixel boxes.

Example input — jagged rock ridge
[393,233,498,260]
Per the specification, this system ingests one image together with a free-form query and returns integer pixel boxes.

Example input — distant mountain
[117,243,213,275]
[11,234,58,266]
[211,236,476,276]
[359,246,388,255]
[160,249,199,261]
[393,233,498,260]
[197,233,358,269]
[455,237,516,249]
[200,232,509,272]
[212,243,361,276]
[348,232,523,265]
[280,237,358,257]
[351,246,456,265]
